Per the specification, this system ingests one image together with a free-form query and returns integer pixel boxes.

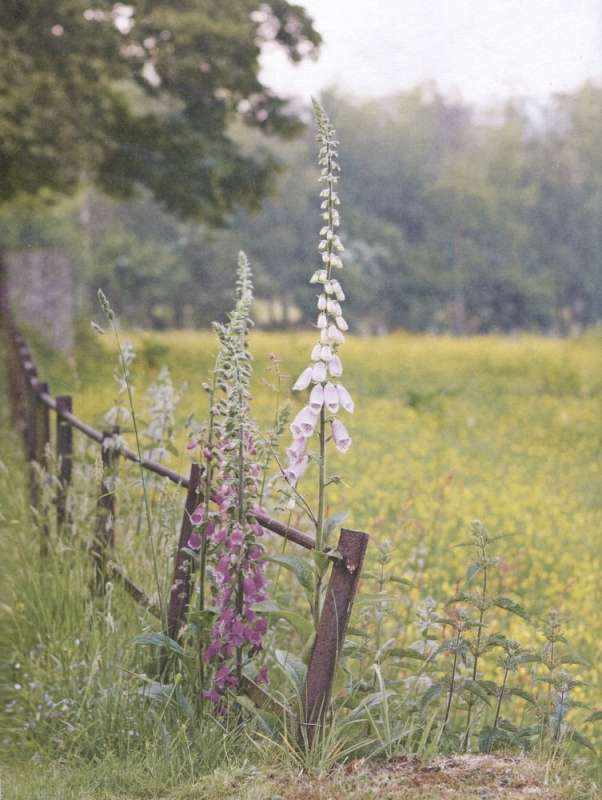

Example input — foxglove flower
[283,100,354,489]
[331,418,352,453]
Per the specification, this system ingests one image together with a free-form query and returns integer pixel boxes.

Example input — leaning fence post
[165,463,202,643]
[36,382,51,552]
[92,427,120,595]
[301,528,369,744]
[56,395,73,529]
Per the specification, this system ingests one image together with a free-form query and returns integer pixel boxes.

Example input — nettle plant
[341,520,599,759]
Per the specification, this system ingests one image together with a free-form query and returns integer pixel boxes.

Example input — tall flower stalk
[187,253,269,701]
[285,100,353,625]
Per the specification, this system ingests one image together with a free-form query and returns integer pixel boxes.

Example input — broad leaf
[131,632,184,658]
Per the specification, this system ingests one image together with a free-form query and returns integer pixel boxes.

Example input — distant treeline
[2,84,601,333]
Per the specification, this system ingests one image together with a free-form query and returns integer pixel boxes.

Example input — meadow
[1,324,601,798]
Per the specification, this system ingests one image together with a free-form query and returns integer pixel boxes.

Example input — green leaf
[493,597,528,619]
[389,647,425,661]
[261,609,314,642]
[569,729,596,753]
[313,550,330,578]
[462,679,491,705]
[465,562,483,585]
[266,554,315,592]
[585,710,602,724]
[388,576,413,587]
[560,654,590,667]
[324,511,348,543]
[420,682,443,710]
[131,632,184,658]
[274,649,307,692]
[508,688,538,706]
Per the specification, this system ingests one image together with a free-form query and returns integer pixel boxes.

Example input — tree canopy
[0,0,320,220]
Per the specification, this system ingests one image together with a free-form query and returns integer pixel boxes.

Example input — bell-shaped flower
[310,269,327,284]
[329,354,343,377]
[324,382,339,413]
[337,383,354,413]
[284,454,309,486]
[291,406,318,437]
[320,328,329,345]
[310,343,322,361]
[317,312,327,329]
[287,436,308,462]
[328,324,345,345]
[331,418,352,453]
[292,366,312,391]
[324,280,334,295]
[309,383,324,413]
[326,298,337,314]
[336,316,349,331]
[190,505,205,525]
[312,361,327,382]
[317,294,327,310]
[321,345,333,362]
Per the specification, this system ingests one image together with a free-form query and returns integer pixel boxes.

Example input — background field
[37,326,602,679]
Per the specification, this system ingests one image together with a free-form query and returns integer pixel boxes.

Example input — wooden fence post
[36,381,51,552]
[165,463,202,642]
[92,427,119,595]
[56,395,73,529]
[301,528,369,744]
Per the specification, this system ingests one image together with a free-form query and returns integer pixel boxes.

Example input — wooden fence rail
[0,280,368,740]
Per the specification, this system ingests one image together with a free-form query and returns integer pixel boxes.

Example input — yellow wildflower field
[45,328,602,686]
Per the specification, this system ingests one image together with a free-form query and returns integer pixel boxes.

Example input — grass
[2,325,601,798]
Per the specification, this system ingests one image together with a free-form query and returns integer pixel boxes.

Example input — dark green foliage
[0,0,320,219]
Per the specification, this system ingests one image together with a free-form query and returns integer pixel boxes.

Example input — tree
[0,0,320,221]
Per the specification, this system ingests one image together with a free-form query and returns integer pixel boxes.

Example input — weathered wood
[301,528,369,743]
[36,381,51,552]
[92,428,119,595]
[166,463,202,641]
[55,395,73,529]
[107,560,161,619]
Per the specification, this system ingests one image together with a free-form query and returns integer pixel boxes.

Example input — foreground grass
[0,755,594,799]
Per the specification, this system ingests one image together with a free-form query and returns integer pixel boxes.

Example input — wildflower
[331,418,351,452]
[283,99,354,511]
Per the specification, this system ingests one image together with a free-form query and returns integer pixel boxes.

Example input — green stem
[444,630,462,726]
[313,405,326,629]
[111,321,164,626]
[490,666,509,751]
[463,564,487,750]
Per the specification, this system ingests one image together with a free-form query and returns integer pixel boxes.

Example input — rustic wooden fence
[0,280,368,739]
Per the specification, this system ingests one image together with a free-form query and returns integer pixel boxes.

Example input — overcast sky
[261,0,602,106]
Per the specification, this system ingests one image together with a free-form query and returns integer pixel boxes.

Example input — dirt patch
[253,755,584,800]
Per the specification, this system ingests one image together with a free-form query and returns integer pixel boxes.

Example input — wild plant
[282,98,354,629]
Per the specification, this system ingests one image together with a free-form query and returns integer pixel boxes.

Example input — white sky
[261,0,602,105]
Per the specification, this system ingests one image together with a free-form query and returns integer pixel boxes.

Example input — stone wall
[4,249,74,351]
